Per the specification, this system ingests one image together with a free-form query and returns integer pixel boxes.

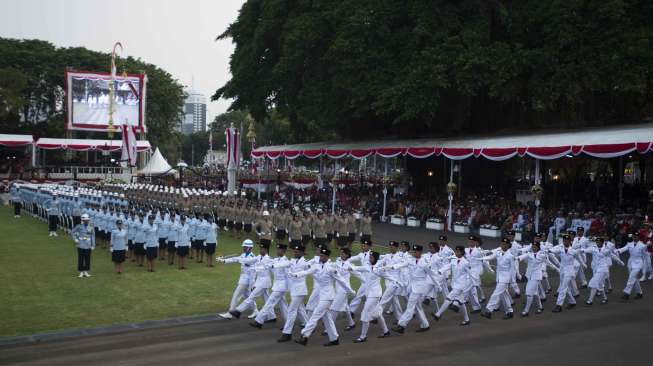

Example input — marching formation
[218,230,652,346]
[7,182,653,347]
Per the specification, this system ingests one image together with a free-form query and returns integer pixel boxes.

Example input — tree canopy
[215,0,653,143]
[0,38,185,159]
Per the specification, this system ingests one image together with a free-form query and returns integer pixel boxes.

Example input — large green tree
[0,38,185,158]
[215,0,653,142]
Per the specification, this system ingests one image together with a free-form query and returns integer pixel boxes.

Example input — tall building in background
[182,89,207,135]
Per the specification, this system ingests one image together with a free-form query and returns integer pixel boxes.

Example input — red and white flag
[121,125,137,167]
[226,126,239,169]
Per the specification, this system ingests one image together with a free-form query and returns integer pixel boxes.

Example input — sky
[0,0,246,125]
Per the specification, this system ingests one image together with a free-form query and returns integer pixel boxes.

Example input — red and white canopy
[35,138,151,152]
[252,124,653,161]
[0,134,34,147]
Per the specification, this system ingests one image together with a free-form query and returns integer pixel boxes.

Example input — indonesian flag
[121,125,137,167]
[226,126,239,168]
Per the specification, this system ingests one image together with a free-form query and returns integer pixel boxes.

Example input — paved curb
[0,313,221,347]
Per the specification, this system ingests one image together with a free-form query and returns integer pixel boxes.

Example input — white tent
[139,148,176,176]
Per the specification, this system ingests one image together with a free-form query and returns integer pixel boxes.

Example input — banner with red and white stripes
[121,125,138,167]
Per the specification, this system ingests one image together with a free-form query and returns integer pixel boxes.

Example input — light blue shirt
[73,223,96,249]
[111,228,128,251]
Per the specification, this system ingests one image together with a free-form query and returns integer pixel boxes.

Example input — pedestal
[227,167,236,195]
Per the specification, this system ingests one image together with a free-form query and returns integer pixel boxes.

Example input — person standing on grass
[10,184,21,218]
[126,211,136,261]
[72,214,95,278]
[195,214,208,264]
[156,210,169,262]
[45,192,61,237]
[175,215,191,269]
[110,219,128,274]
[204,215,218,267]
[144,215,159,272]
[134,213,146,267]
[166,213,179,266]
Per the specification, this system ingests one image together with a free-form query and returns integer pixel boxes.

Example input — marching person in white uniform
[227,241,273,320]
[550,234,584,312]
[517,241,559,316]
[465,235,487,311]
[480,238,516,319]
[617,234,650,301]
[329,248,356,331]
[250,243,291,328]
[349,251,392,342]
[391,244,432,333]
[347,239,373,315]
[277,244,311,343]
[433,245,473,326]
[584,236,624,305]
[218,239,258,319]
[293,247,354,347]
[378,241,405,322]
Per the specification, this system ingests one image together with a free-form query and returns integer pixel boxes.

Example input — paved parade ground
[0,264,650,366]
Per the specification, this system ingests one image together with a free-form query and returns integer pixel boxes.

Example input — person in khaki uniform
[281,208,292,240]
[346,211,357,246]
[336,211,349,248]
[300,211,313,247]
[312,210,328,248]
[359,210,373,244]
[288,213,303,247]
[254,210,274,247]
[325,211,336,248]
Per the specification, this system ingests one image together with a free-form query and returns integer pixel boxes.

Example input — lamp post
[246,117,259,200]
[446,160,456,231]
[382,159,389,222]
[532,159,543,233]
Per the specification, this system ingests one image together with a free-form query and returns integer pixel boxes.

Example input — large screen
[65,70,147,132]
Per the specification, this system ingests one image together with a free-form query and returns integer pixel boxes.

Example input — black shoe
[249,321,262,329]
[479,298,486,304]
[229,310,241,319]
[344,324,356,331]
[566,303,576,310]
[535,307,544,314]
[449,304,460,313]
[635,293,643,299]
[480,310,492,319]
[422,298,431,306]
[265,318,277,323]
[470,308,481,314]
[585,301,593,306]
[597,291,603,297]
[432,313,441,322]
[370,319,378,324]
[621,293,630,301]
[460,320,470,326]
[323,338,339,347]
[606,288,613,294]
[294,337,308,346]
[520,312,528,317]
[321,331,327,336]
[391,326,405,334]
[580,284,588,289]
[416,327,430,333]
[552,305,562,313]
[353,337,367,343]
[350,312,355,319]
[377,331,391,338]
[573,294,580,298]
[503,312,514,320]
[277,334,292,343]
[541,298,547,303]
[513,293,521,299]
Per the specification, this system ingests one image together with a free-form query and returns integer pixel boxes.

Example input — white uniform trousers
[254,290,288,324]
[359,297,389,339]
[282,295,308,335]
[301,300,338,342]
[229,282,252,311]
[306,287,320,312]
[485,282,513,313]
[379,281,403,321]
[624,266,643,295]
[556,273,577,306]
[397,292,429,329]
[235,286,268,313]
[642,253,653,279]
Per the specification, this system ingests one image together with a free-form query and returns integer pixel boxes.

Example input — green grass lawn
[0,205,375,337]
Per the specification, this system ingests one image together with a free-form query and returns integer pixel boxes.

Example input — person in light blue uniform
[134,213,147,267]
[188,213,198,260]
[175,215,191,270]
[71,195,83,227]
[45,193,61,236]
[126,212,137,261]
[110,219,128,274]
[194,215,208,264]
[144,215,159,272]
[72,214,96,278]
[166,213,180,265]
[204,215,219,267]
[9,184,21,218]
[156,210,169,261]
